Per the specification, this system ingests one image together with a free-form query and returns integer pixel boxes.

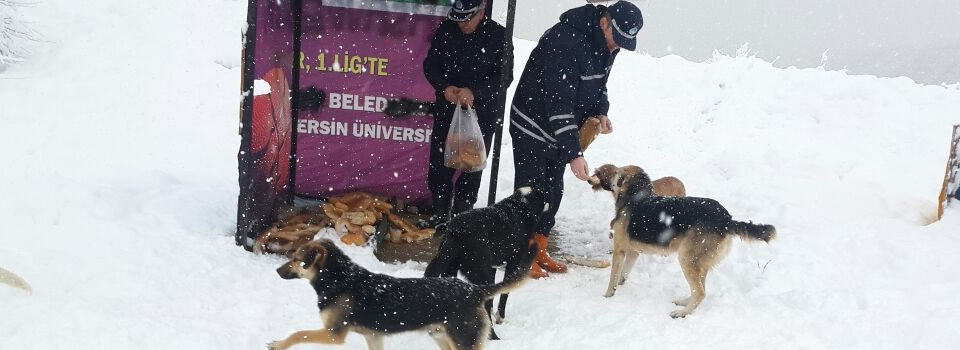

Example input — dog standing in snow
[424,185,549,337]
[268,239,536,350]
[589,164,775,318]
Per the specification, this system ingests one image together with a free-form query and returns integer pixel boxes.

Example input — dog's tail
[0,267,32,295]
[474,243,538,301]
[728,220,776,242]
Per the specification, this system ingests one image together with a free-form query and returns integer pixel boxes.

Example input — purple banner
[294,1,448,203]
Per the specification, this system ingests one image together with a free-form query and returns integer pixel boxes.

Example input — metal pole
[486,0,517,206]
[287,0,305,204]
[236,0,259,248]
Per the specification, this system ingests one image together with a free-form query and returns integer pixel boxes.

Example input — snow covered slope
[2,1,959,349]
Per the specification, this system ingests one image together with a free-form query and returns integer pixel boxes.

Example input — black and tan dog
[424,186,549,335]
[588,164,776,318]
[268,239,536,350]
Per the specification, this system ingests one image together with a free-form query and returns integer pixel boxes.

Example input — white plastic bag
[444,105,487,172]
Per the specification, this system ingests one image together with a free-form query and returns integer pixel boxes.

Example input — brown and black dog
[588,164,775,318]
[268,239,536,350]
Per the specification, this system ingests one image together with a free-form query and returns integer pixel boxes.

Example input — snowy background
[495,0,960,85]
[2,0,960,349]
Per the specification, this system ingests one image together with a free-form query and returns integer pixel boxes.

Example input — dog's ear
[301,247,319,268]
[615,166,642,190]
[299,243,328,269]
[617,166,654,196]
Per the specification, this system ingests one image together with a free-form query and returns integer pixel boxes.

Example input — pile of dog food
[253,192,435,256]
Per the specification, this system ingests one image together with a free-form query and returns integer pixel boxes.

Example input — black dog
[268,239,536,350]
[424,186,548,337]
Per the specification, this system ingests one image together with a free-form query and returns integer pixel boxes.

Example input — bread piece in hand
[580,117,602,151]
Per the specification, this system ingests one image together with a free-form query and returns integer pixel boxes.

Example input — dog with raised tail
[0,266,32,295]
[588,164,775,318]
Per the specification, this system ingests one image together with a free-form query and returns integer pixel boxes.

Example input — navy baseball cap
[607,1,643,51]
[448,0,485,22]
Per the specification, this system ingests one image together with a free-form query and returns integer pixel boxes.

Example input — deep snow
[2,1,960,349]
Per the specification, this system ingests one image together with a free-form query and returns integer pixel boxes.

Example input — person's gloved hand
[570,156,590,181]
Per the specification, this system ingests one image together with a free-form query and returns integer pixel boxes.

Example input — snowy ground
[2,1,960,349]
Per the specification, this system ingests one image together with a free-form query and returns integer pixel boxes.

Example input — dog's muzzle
[276,264,299,280]
[588,176,610,191]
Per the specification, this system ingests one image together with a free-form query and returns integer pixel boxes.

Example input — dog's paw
[495,314,505,325]
[673,297,690,307]
[266,341,286,350]
[603,290,615,298]
[617,276,627,285]
[669,309,692,319]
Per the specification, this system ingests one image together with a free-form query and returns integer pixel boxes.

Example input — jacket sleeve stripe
[512,105,557,142]
[511,120,548,143]
[554,124,578,136]
[549,114,575,121]
[580,74,606,81]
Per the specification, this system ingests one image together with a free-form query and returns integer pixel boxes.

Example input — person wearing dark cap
[509,0,643,278]
[420,0,512,228]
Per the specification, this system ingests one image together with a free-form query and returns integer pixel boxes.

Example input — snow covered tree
[0,0,39,66]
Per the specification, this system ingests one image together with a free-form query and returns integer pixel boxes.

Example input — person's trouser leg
[531,158,567,273]
[512,146,567,275]
[427,123,454,223]
[451,170,481,215]
[511,145,549,278]
[536,159,566,234]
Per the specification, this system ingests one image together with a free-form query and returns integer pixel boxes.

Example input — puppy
[589,164,775,318]
[268,239,536,350]
[0,267,32,294]
[424,186,548,335]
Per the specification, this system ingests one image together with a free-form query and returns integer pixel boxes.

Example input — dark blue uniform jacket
[510,4,618,162]
[423,18,511,135]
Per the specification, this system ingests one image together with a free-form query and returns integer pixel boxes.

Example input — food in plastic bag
[444,105,487,172]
